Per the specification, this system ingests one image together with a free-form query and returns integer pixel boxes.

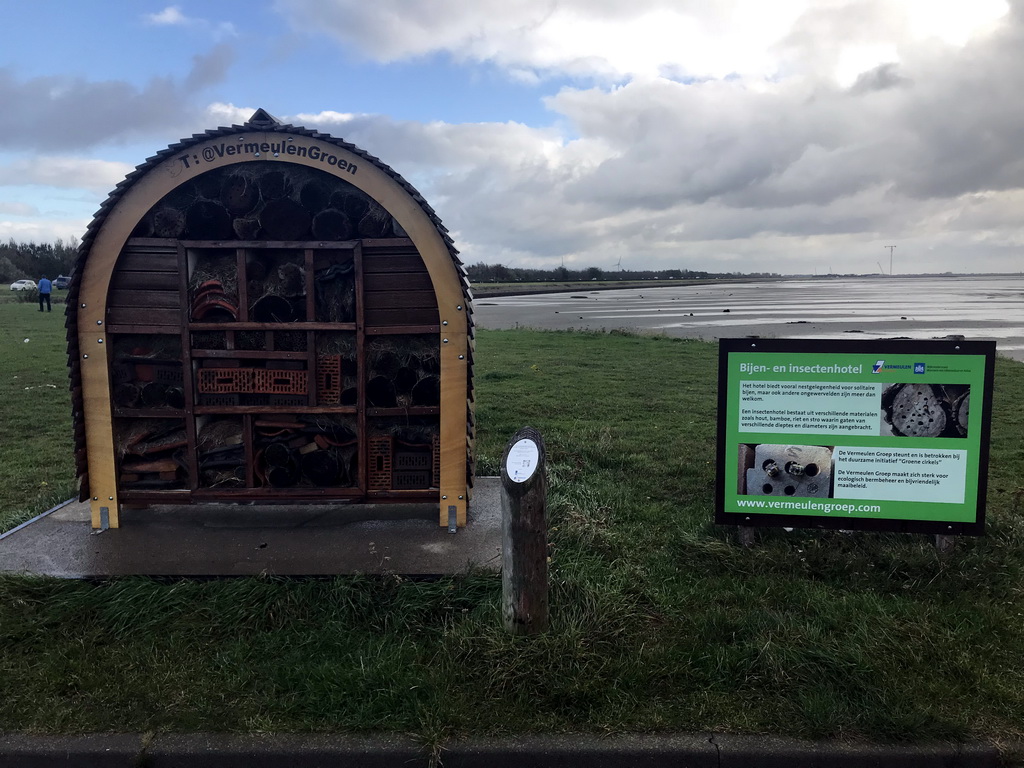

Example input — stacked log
[365,336,441,408]
[137,163,393,243]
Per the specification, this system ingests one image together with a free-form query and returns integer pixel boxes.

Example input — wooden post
[935,534,956,554]
[501,427,548,635]
[738,526,756,548]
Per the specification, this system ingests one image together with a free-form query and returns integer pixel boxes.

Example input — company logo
[177,140,358,175]
[914,362,926,374]
[872,360,913,373]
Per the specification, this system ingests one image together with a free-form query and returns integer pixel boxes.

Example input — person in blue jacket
[37,275,52,312]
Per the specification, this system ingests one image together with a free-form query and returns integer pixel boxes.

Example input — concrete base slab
[0,732,1003,768]
[0,478,502,578]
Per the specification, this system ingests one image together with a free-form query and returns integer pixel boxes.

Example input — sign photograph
[716,338,996,535]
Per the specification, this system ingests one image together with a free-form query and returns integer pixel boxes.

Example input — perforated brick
[368,435,392,491]
[252,368,308,395]
[393,448,432,490]
[316,354,342,404]
[198,368,252,393]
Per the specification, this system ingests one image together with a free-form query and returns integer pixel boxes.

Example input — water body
[473,276,1024,361]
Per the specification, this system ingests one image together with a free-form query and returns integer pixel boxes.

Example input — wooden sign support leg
[501,426,548,635]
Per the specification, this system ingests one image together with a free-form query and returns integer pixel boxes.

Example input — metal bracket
[92,506,110,534]
[447,504,458,534]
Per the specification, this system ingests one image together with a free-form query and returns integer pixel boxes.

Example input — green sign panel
[716,338,995,535]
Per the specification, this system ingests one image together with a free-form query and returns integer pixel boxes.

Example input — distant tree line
[465,262,781,283]
[1,242,787,286]
[0,238,79,283]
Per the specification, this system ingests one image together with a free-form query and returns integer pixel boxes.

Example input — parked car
[10,279,36,291]
[53,275,71,290]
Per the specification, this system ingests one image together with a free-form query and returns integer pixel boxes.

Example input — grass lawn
[0,295,76,533]
[2,297,1024,747]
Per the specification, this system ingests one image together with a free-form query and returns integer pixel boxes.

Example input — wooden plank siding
[361,243,438,327]
[107,244,182,328]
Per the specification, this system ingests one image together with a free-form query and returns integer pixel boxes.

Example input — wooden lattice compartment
[114,381,185,410]
[111,336,184,411]
[365,334,441,408]
[236,330,267,351]
[188,249,239,322]
[116,417,189,490]
[252,414,355,488]
[313,249,357,323]
[155,363,184,386]
[247,249,307,322]
[274,330,307,352]
[368,417,440,491]
[112,336,183,382]
[196,417,246,489]
[297,415,359,488]
[191,330,226,350]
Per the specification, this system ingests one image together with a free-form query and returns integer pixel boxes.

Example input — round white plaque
[506,438,540,483]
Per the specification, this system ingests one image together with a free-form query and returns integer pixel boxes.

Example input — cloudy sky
[2,0,1021,274]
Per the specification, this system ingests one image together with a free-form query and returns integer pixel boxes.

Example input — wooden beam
[500,427,549,635]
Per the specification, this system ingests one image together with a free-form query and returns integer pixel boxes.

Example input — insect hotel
[67,109,474,530]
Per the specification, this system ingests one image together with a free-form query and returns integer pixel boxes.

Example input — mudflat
[474,275,1024,360]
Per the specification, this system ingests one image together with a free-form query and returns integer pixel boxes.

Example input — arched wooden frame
[78,132,469,528]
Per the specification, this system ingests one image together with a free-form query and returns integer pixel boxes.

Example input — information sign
[716,338,995,534]
[506,438,541,483]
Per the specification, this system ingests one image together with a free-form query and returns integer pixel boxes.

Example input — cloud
[209,3,1024,279]
[0,157,133,193]
[0,218,90,243]
[273,0,1008,83]
[0,202,37,216]
[9,1,1024,271]
[185,44,236,90]
[274,0,806,80]
[145,6,189,26]
[0,45,235,151]
[144,6,237,38]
